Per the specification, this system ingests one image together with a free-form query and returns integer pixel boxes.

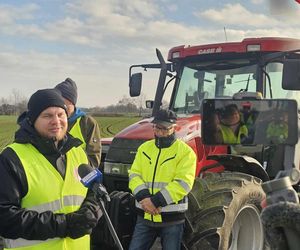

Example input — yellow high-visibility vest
[4,143,89,250]
[220,124,248,144]
[69,117,86,150]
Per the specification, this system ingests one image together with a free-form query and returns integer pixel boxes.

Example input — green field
[95,116,141,138]
[0,116,19,151]
[0,115,141,152]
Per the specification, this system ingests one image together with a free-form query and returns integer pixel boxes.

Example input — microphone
[78,164,110,202]
[78,164,124,250]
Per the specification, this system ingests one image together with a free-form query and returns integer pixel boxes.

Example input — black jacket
[0,119,82,240]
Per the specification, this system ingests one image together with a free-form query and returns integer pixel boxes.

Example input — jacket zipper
[151,148,161,221]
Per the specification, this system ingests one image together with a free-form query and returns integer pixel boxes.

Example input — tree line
[0,90,150,117]
[0,90,27,115]
[83,95,150,117]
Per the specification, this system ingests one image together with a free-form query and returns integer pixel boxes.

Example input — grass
[0,115,141,152]
[95,116,141,138]
[0,116,18,150]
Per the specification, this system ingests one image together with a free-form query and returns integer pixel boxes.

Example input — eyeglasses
[153,125,174,131]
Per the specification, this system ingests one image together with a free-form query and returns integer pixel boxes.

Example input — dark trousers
[129,216,184,250]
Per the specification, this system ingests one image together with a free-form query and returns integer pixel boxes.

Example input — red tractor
[100,37,300,249]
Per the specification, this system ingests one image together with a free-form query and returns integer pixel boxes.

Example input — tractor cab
[128,37,300,178]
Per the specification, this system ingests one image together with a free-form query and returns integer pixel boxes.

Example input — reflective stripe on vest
[69,117,86,150]
[5,143,89,250]
[144,181,191,193]
[135,200,188,213]
[18,195,86,213]
[134,181,191,205]
[4,238,59,249]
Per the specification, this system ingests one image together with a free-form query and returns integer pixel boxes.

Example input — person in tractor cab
[128,109,197,250]
[219,104,248,144]
[0,88,102,250]
[55,78,101,169]
[266,111,288,144]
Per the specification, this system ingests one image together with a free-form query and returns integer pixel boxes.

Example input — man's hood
[68,108,86,123]
[15,118,41,144]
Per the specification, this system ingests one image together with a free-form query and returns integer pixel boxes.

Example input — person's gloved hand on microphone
[65,190,103,239]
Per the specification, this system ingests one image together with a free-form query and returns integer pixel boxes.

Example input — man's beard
[155,133,176,148]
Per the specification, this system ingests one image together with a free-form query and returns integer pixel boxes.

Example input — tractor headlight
[104,162,131,176]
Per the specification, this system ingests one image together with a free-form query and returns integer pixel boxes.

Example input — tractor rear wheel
[183,171,265,250]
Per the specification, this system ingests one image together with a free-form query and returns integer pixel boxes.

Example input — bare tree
[10,89,27,115]
[0,97,8,105]
[133,92,147,116]
[117,95,138,114]
[0,89,28,115]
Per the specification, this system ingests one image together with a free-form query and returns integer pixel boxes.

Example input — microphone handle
[98,196,124,250]
[92,184,111,202]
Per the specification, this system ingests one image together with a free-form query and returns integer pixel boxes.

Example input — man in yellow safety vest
[55,78,101,169]
[128,109,196,250]
[0,88,102,250]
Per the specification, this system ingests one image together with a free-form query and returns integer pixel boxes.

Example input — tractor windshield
[172,60,300,114]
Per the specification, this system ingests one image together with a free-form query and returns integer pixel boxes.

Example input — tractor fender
[207,154,269,182]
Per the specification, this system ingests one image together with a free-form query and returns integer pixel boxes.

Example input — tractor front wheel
[183,171,265,250]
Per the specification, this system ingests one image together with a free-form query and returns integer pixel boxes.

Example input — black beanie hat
[55,78,78,105]
[27,88,67,124]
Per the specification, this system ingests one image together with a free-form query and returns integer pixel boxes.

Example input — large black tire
[183,171,265,250]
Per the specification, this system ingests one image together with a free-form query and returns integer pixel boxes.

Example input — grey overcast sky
[0,0,300,107]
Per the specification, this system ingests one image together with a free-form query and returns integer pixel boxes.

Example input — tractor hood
[114,114,201,141]
[105,114,201,166]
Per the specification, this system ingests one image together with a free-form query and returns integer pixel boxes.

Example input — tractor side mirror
[201,99,298,146]
[129,73,142,97]
[282,58,300,90]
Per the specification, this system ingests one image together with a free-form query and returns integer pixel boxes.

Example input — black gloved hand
[80,189,103,219]
[65,190,103,239]
[66,207,98,239]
